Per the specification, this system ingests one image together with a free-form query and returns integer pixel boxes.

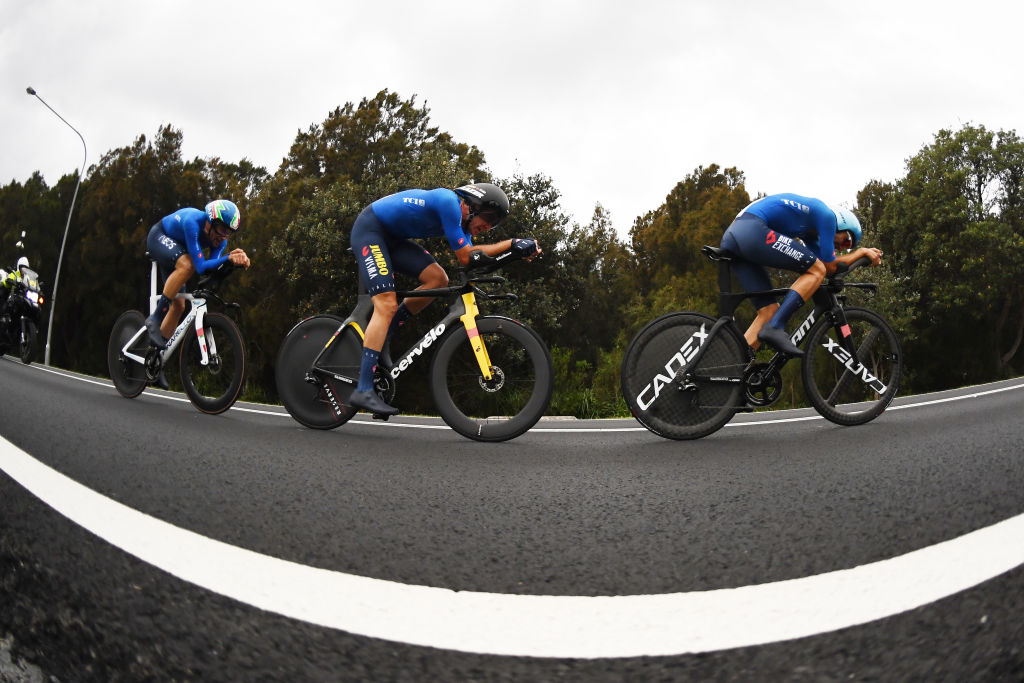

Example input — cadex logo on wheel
[636,323,708,411]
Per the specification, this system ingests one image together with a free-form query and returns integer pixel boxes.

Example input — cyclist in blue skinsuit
[145,199,251,387]
[721,193,882,356]
[348,182,541,416]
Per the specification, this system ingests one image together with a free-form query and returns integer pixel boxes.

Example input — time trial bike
[275,249,553,442]
[621,245,902,439]
[106,258,246,414]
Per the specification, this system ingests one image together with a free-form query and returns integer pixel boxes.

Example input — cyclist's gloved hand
[511,238,538,258]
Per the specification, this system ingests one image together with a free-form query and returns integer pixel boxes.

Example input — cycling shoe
[757,325,804,357]
[151,371,169,391]
[145,314,168,349]
[348,389,399,416]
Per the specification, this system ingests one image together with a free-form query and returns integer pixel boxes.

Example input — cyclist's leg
[159,254,194,338]
[363,239,445,371]
[757,259,824,355]
[348,208,400,414]
[145,224,190,344]
[722,220,777,350]
[388,239,444,323]
[724,214,819,355]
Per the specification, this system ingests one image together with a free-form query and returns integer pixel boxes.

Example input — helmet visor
[211,220,233,237]
[476,208,505,228]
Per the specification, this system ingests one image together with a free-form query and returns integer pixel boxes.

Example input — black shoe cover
[348,389,399,416]
[757,325,805,357]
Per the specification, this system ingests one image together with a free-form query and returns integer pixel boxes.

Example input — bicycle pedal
[372,413,391,422]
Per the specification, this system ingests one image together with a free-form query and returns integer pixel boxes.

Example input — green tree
[0,172,65,289]
[869,124,1024,386]
[626,164,750,328]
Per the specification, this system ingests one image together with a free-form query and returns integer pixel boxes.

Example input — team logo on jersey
[363,244,388,278]
[766,230,777,245]
[780,198,811,214]
[458,238,465,246]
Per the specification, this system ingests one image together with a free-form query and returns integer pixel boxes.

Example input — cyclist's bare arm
[827,247,882,274]
[454,239,544,266]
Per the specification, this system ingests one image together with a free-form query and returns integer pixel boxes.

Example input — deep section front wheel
[107,310,149,399]
[801,306,901,426]
[275,315,362,429]
[620,312,747,440]
[179,312,246,414]
[430,316,553,442]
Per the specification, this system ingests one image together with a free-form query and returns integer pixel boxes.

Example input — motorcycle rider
[1,257,31,313]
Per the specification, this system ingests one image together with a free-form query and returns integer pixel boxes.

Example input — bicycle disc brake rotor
[478,366,505,393]
[744,362,782,407]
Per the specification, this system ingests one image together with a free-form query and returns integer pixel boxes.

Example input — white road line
[2,434,1022,658]
[15,359,1024,433]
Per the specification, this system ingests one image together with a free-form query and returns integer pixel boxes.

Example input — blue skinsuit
[369,189,472,251]
[157,208,229,275]
[721,193,839,308]
[351,189,474,295]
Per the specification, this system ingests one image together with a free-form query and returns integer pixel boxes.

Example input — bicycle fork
[458,292,494,381]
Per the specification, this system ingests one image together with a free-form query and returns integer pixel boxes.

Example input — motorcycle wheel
[19,319,37,365]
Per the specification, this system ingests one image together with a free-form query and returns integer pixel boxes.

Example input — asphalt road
[1,357,1022,680]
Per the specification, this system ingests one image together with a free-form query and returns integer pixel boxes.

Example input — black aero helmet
[453,182,510,226]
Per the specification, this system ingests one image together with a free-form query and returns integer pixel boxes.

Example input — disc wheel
[107,310,149,399]
[276,315,363,429]
[621,312,747,440]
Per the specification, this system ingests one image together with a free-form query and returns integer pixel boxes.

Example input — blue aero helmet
[205,199,241,232]
[831,206,862,248]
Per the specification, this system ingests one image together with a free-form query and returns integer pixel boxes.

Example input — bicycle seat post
[717,258,733,318]
[148,255,159,316]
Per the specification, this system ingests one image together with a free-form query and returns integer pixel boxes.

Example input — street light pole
[26,86,87,367]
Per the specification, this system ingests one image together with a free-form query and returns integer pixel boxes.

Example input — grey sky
[2,0,1021,238]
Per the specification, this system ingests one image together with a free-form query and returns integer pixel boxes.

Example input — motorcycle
[0,267,45,365]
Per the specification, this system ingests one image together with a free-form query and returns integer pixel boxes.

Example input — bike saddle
[701,245,736,262]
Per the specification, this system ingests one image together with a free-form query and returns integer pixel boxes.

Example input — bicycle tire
[621,312,747,440]
[801,306,902,426]
[179,312,246,415]
[19,320,37,365]
[430,316,553,442]
[107,310,149,399]
[276,315,362,429]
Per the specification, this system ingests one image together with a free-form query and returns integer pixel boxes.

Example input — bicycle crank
[144,348,163,383]
[373,368,397,404]
[744,362,782,407]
